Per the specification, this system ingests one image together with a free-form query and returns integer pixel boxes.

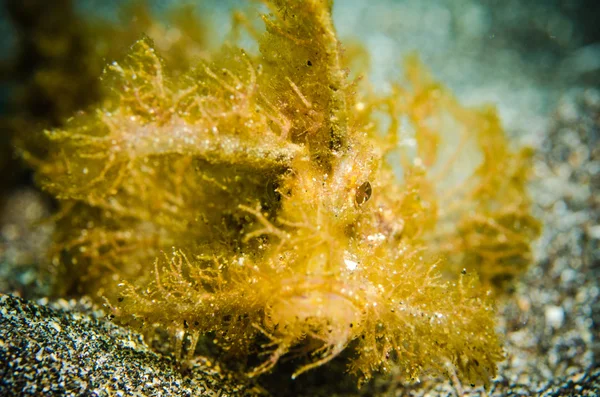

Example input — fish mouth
[251,278,361,379]
[264,277,363,334]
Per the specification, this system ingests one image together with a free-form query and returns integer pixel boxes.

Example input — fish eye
[355,181,372,205]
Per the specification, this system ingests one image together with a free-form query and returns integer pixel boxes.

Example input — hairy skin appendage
[25,0,539,386]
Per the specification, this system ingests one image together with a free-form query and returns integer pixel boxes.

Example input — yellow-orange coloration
[28,0,539,386]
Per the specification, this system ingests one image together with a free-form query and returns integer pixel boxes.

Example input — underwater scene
[0,0,598,396]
